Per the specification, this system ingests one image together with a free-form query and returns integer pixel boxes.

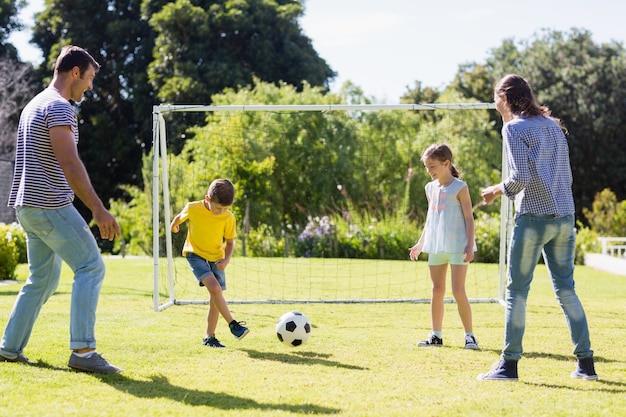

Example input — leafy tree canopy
[0,0,24,59]
[147,0,335,105]
[24,0,335,224]
[450,28,626,221]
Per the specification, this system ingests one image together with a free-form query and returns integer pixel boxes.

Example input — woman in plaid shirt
[478,74,597,382]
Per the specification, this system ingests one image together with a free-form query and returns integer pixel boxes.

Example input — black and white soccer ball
[275,311,311,347]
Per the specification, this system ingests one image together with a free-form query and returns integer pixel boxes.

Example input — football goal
[151,103,511,312]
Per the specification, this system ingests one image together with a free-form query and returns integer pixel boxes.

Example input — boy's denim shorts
[185,253,227,290]
[428,252,468,266]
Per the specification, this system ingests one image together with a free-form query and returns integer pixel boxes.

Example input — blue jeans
[503,213,593,361]
[0,205,105,355]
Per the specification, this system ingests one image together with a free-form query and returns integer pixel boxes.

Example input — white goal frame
[151,103,510,312]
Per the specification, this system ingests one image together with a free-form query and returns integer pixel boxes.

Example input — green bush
[247,211,506,263]
[575,221,600,265]
[289,215,418,261]
[244,224,285,257]
[5,222,27,264]
[0,223,20,279]
[582,187,626,237]
[474,211,501,263]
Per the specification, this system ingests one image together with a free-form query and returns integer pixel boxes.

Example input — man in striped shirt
[0,45,122,373]
[477,74,597,382]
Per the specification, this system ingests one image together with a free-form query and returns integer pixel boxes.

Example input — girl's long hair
[495,74,567,132]
[421,143,460,178]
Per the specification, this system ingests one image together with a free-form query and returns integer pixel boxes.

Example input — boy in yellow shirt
[171,179,249,347]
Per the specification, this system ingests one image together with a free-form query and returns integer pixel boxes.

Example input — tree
[0,56,39,156]
[400,80,441,106]
[31,1,157,223]
[147,0,335,105]
[28,0,336,223]
[451,29,626,221]
[0,0,24,59]
[111,79,499,257]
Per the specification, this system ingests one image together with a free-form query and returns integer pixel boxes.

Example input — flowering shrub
[294,216,337,257]
[290,214,417,260]
[243,211,529,263]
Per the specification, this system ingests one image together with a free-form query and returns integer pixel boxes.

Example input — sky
[9,0,626,103]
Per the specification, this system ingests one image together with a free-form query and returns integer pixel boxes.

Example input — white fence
[598,237,626,258]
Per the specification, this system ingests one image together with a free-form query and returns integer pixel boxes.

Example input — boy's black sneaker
[417,333,443,347]
[229,321,250,339]
[202,336,225,348]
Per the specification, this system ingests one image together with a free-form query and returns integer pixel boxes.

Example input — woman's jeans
[503,213,593,361]
[0,205,105,356]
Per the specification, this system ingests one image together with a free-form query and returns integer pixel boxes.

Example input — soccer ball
[275,311,311,347]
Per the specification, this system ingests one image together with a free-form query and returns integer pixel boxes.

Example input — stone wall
[0,158,15,224]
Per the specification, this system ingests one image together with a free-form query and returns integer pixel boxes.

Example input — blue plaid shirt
[501,115,575,216]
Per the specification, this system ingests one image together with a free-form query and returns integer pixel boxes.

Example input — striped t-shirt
[8,88,78,209]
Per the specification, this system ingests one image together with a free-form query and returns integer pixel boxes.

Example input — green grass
[0,257,624,417]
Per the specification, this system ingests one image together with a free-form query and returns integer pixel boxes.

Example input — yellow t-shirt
[178,200,236,261]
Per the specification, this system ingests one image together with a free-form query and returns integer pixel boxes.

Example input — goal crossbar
[151,103,508,312]
[154,103,496,115]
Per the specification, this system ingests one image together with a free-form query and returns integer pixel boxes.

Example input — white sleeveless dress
[422,178,476,254]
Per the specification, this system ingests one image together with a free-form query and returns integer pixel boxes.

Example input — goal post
[151,103,509,312]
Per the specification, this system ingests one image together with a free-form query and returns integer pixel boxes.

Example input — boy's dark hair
[54,45,100,76]
[208,179,235,205]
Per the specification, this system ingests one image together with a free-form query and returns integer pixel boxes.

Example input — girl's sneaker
[464,335,479,350]
[417,333,443,347]
[202,336,225,348]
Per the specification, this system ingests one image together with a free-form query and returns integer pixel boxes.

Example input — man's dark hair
[54,45,100,76]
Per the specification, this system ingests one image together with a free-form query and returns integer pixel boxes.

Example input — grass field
[0,257,624,417]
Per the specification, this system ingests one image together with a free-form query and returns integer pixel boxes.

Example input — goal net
[151,103,511,312]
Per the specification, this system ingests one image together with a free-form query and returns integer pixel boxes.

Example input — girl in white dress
[409,144,478,349]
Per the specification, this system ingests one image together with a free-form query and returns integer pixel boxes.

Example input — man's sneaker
[477,359,518,381]
[0,353,34,365]
[464,335,479,350]
[571,356,598,380]
[68,352,122,374]
[229,320,250,339]
[202,336,226,348]
[416,333,443,347]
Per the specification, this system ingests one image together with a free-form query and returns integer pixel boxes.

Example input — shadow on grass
[522,352,618,365]
[479,348,619,365]
[241,348,369,370]
[29,360,340,414]
[522,379,626,393]
[95,373,340,414]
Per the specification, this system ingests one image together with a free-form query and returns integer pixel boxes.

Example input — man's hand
[93,209,121,241]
